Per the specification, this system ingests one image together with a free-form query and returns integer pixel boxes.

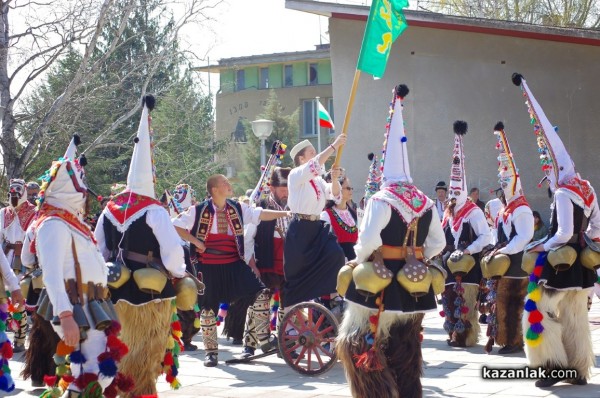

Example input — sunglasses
[344,187,354,191]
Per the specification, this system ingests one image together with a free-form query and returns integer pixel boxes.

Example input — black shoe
[232,338,243,345]
[497,345,523,355]
[565,377,587,385]
[535,377,562,388]
[31,378,44,388]
[260,336,278,353]
[479,314,488,324]
[13,343,25,353]
[204,353,218,367]
[184,343,198,352]
[240,347,255,359]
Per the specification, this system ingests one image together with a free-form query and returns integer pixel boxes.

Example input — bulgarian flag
[318,100,334,129]
[357,0,409,78]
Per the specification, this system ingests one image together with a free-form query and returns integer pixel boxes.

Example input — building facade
[195,46,334,185]
[288,0,600,219]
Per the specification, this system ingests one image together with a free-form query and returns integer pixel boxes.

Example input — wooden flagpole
[333,69,361,168]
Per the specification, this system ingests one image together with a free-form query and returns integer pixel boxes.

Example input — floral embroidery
[107,191,162,225]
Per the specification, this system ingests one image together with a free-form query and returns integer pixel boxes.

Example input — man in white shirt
[434,181,447,221]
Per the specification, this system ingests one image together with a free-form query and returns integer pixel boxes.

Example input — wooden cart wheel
[277,301,339,375]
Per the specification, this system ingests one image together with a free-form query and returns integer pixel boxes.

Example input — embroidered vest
[325,207,358,244]
[191,199,245,260]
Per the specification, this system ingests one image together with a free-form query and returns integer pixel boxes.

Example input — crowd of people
[0,74,599,398]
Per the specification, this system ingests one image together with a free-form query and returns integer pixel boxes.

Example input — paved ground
[8,296,600,397]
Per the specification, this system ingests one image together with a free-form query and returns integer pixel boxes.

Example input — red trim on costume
[500,196,529,224]
[271,237,284,275]
[32,203,95,243]
[107,191,161,225]
[326,208,358,244]
[559,177,595,208]
[2,201,37,232]
[443,201,478,232]
[385,183,429,214]
[201,234,239,264]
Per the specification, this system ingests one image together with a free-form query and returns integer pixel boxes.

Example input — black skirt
[282,219,345,307]
[198,259,265,312]
[539,244,597,290]
[345,258,437,313]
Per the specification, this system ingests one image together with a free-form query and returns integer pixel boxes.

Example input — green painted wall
[269,65,282,88]
[293,62,307,86]
[245,66,259,89]
[221,69,235,93]
[318,61,332,85]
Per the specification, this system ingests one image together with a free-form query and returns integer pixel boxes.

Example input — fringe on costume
[21,313,60,384]
[337,302,425,398]
[462,284,480,347]
[115,299,172,398]
[495,278,527,347]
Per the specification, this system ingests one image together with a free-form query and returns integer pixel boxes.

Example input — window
[236,69,245,91]
[328,98,335,135]
[302,99,316,136]
[284,65,293,87]
[309,63,318,85]
[259,67,269,89]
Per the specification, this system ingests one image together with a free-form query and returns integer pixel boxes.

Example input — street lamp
[251,119,274,166]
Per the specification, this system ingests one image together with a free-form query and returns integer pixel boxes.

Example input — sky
[187,0,331,91]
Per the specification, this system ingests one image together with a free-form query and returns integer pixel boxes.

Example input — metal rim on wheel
[277,301,339,375]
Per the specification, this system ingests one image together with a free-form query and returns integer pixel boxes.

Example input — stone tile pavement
[8,296,600,397]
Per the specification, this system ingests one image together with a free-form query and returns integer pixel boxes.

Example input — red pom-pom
[74,372,98,389]
[1,341,13,359]
[97,195,103,202]
[171,321,182,332]
[533,266,543,277]
[461,306,470,314]
[528,310,543,324]
[44,375,58,387]
[104,321,122,336]
[163,352,174,367]
[98,351,112,363]
[368,315,379,325]
[62,374,75,383]
[165,373,175,383]
[107,334,121,350]
[216,321,221,326]
[115,373,134,392]
[103,382,118,398]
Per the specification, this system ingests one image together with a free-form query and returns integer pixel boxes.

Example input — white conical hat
[126,95,156,198]
[381,84,411,186]
[493,122,524,204]
[448,121,469,209]
[512,73,576,190]
[63,134,81,160]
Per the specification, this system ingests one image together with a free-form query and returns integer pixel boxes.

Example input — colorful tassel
[524,253,546,347]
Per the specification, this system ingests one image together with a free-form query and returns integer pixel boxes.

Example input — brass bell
[52,315,60,326]
[133,268,168,294]
[447,252,476,276]
[336,263,356,296]
[548,246,577,271]
[481,254,510,279]
[521,251,538,275]
[44,301,54,322]
[581,247,600,271]
[107,259,131,289]
[20,276,32,298]
[175,277,198,311]
[353,259,393,297]
[430,267,446,295]
[96,285,118,321]
[396,261,433,298]
[72,303,90,331]
[36,291,49,318]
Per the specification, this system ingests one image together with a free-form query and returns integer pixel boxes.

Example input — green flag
[356,0,409,78]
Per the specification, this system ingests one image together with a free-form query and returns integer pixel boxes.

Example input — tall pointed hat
[493,122,524,204]
[380,84,411,186]
[448,121,469,209]
[511,73,576,190]
[126,95,156,198]
[363,152,381,202]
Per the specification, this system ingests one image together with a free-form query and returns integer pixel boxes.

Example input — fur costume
[338,302,425,398]
[21,313,60,385]
[116,300,172,398]
[495,278,527,347]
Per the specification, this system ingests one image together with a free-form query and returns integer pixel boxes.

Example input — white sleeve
[353,200,390,263]
[244,223,257,263]
[242,202,263,226]
[93,212,110,261]
[38,221,72,315]
[464,209,493,254]
[21,228,36,267]
[424,207,446,258]
[323,180,342,204]
[288,159,324,187]
[0,211,5,243]
[0,250,19,292]
[320,211,332,225]
[498,210,535,255]
[586,196,600,239]
[147,208,186,278]
[544,191,573,251]
[172,205,197,231]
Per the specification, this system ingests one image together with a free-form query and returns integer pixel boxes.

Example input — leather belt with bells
[381,245,424,260]
[292,213,320,222]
